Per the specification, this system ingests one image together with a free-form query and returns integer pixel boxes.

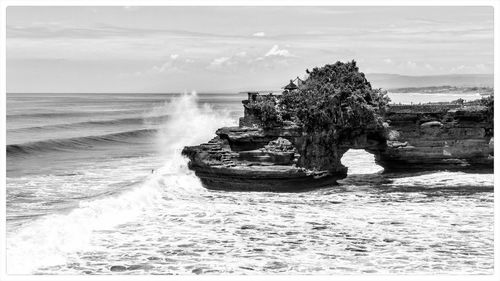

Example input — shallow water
[6,92,494,275]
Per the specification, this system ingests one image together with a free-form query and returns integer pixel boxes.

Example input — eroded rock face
[182,95,493,191]
[378,105,493,171]
[182,97,386,191]
[182,133,343,192]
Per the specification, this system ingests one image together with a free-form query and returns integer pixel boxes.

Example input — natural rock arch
[183,61,493,191]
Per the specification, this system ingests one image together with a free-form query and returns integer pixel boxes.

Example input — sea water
[6,92,493,274]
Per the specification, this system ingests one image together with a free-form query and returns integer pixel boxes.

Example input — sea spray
[6,92,236,274]
[149,91,236,198]
[147,91,235,159]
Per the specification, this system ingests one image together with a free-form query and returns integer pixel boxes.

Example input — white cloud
[123,6,140,12]
[405,60,417,68]
[383,58,393,64]
[209,57,230,67]
[253,32,266,37]
[151,55,184,73]
[450,63,489,74]
[264,45,292,57]
[152,61,174,73]
[235,51,247,57]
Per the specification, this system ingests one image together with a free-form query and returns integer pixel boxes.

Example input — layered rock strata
[182,125,346,192]
[182,94,493,191]
[378,104,493,171]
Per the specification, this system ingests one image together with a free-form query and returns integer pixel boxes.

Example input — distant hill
[388,86,493,95]
[366,73,494,89]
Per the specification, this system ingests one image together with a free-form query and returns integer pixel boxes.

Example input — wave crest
[7,129,156,157]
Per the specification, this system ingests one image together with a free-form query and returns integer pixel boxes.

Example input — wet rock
[126,264,149,271]
[241,224,257,230]
[346,246,368,252]
[312,225,328,230]
[264,261,288,270]
[109,265,127,272]
[192,268,203,274]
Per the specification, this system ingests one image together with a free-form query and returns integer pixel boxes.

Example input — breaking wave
[8,115,170,132]
[7,109,144,120]
[6,92,236,274]
[7,129,157,156]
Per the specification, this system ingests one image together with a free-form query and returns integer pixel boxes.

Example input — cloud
[405,60,417,68]
[264,45,293,57]
[206,50,252,70]
[151,54,185,73]
[152,61,174,73]
[207,56,238,70]
[424,63,434,70]
[123,6,140,12]
[235,51,247,57]
[450,63,489,74]
[210,57,230,67]
[7,23,246,40]
[205,49,265,71]
[383,58,393,64]
[253,32,266,37]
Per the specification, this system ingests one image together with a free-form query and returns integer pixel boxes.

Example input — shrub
[280,60,390,136]
[479,95,494,124]
[246,95,281,128]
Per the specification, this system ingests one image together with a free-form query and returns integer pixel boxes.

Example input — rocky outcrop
[182,131,343,192]
[182,93,493,192]
[378,105,493,171]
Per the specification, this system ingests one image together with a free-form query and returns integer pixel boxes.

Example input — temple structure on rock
[282,76,304,93]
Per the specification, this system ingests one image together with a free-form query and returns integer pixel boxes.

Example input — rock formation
[182,93,493,192]
[378,104,493,171]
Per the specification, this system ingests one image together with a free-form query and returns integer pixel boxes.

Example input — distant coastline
[387,86,494,95]
[366,73,493,89]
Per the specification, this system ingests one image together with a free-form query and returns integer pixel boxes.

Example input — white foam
[6,92,236,274]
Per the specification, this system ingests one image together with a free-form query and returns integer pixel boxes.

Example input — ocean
[5,92,494,274]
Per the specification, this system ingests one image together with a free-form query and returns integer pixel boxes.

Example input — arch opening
[340,149,384,175]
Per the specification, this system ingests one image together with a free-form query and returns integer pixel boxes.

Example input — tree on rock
[280,60,390,137]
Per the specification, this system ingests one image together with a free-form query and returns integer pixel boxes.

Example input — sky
[6,6,494,93]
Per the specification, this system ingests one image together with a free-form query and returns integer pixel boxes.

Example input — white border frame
[0,1,498,281]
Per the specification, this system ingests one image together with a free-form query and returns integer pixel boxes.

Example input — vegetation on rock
[245,95,281,128]
[477,95,494,125]
[279,60,390,134]
[249,61,390,134]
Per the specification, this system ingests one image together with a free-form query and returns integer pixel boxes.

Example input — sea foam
[6,92,235,274]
